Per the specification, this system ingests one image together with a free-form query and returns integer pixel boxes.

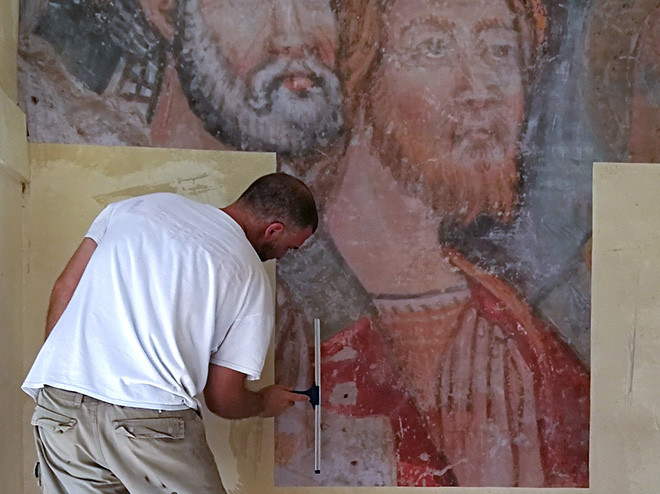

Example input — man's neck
[221,203,252,237]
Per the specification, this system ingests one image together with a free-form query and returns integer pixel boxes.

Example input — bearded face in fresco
[173,0,343,155]
[366,0,534,225]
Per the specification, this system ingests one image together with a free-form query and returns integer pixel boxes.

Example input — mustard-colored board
[0,92,26,494]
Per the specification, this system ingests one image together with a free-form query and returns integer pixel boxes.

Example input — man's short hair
[238,173,319,233]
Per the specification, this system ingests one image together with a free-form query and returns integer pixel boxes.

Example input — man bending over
[23,172,316,493]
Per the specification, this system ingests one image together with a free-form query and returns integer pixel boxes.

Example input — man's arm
[45,238,97,338]
[204,364,308,419]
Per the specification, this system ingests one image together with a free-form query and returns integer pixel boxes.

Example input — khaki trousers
[31,386,226,493]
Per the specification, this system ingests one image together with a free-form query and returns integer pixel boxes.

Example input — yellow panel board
[591,162,660,494]
[0,33,26,491]
[0,155,25,494]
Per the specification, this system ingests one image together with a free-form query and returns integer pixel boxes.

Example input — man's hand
[258,385,309,418]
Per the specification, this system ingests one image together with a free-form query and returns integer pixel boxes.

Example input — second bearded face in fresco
[369,0,527,224]
[173,0,343,154]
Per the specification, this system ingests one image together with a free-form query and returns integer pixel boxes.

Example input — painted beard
[173,0,344,156]
[369,89,520,226]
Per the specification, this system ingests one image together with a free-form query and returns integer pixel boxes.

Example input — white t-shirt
[22,193,274,410]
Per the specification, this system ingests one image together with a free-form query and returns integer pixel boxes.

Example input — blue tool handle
[293,383,320,408]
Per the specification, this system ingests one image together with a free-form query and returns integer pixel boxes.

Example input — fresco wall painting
[18,0,660,487]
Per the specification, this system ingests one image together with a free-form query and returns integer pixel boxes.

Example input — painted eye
[490,44,514,59]
[416,38,448,59]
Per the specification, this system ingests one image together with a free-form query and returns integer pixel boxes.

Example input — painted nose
[454,60,498,108]
[269,0,308,58]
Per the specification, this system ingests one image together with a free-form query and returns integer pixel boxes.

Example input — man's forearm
[205,386,266,419]
[204,365,307,419]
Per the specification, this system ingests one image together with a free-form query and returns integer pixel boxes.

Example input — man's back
[23,193,273,410]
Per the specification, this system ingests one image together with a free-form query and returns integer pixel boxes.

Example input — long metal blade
[314,318,321,474]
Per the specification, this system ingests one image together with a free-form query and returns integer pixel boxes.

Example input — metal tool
[293,318,321,474]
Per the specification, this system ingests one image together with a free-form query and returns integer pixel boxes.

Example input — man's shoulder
[113,193,208,216]
[222,247,268,282]
[106,193,263,275]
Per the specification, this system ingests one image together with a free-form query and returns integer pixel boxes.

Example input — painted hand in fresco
[437,309,543,486]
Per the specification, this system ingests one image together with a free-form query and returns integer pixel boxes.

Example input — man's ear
[264,222,285,239]
[137,0,177,41]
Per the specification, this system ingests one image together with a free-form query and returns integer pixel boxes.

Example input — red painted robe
[320,249,589,487]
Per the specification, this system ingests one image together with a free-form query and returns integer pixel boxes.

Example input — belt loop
[74,393,83,407]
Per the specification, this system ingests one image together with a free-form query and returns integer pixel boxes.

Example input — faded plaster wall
[0,1,28,492]
[21,144,276,494]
